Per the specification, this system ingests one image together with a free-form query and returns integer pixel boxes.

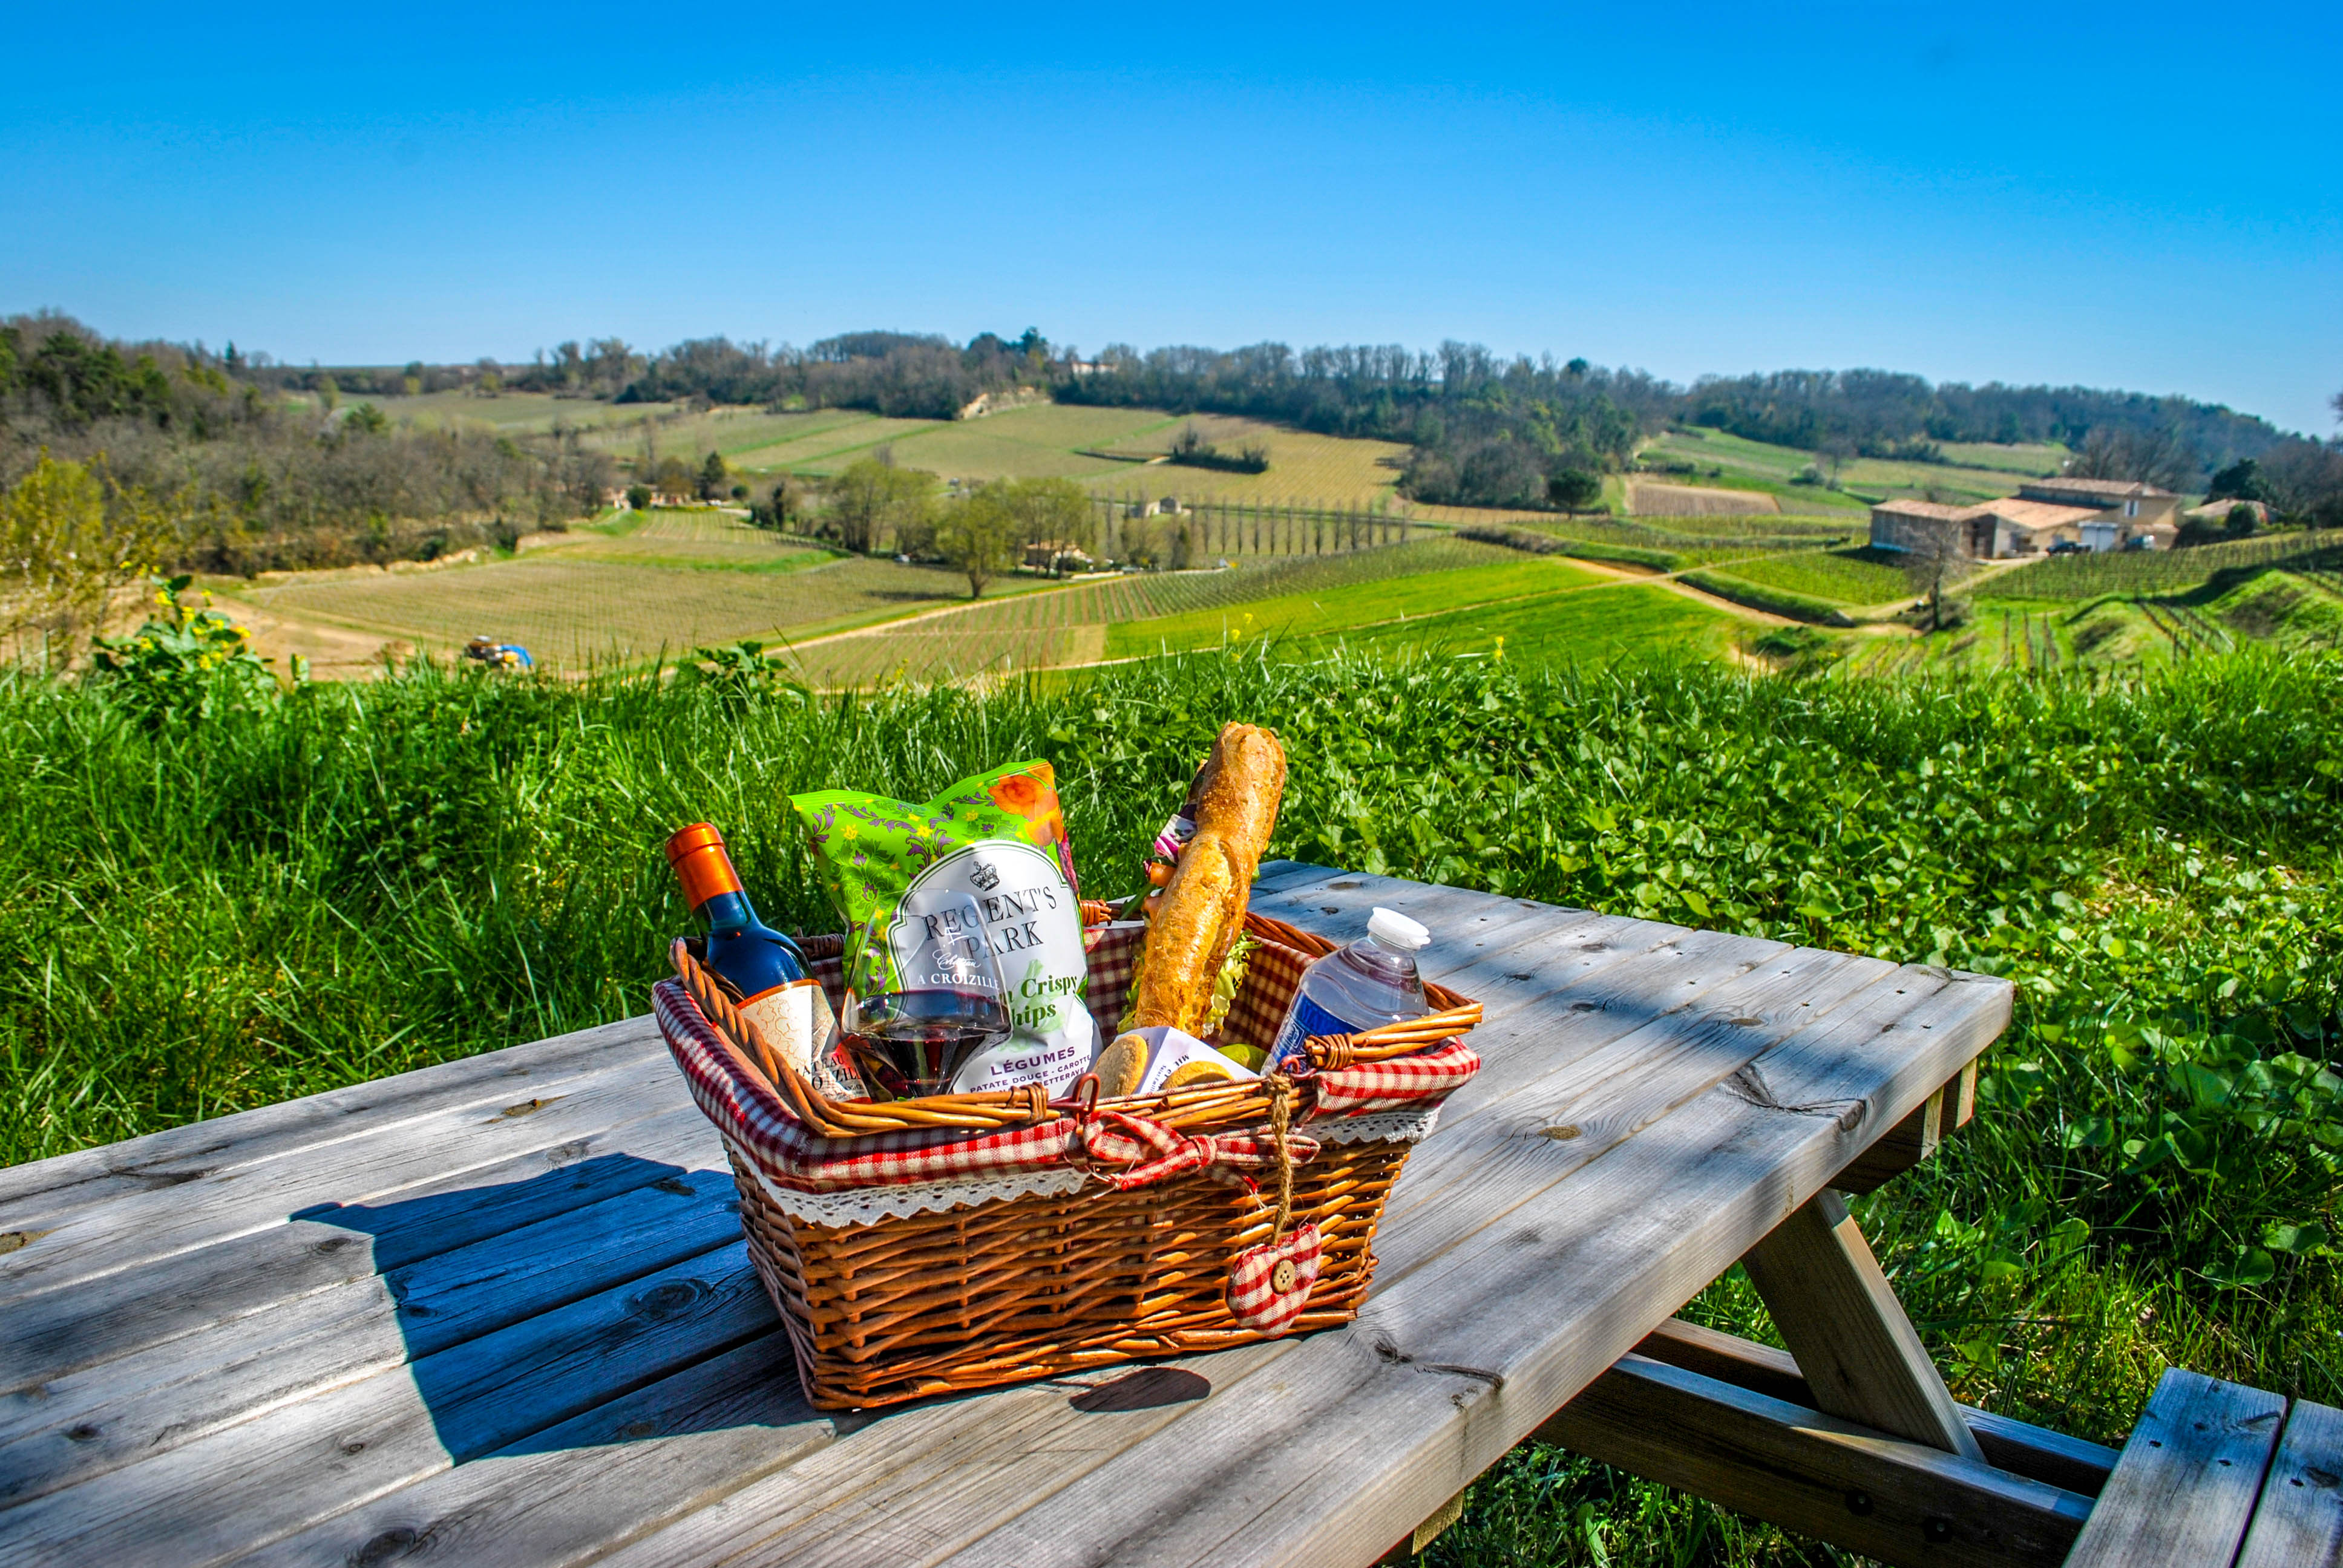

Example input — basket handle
[1303,1001,1484,1070]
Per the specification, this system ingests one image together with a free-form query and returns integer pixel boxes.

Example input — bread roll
[1130,724,1286,1035]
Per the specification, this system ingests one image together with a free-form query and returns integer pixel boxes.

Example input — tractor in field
[463,636,535,671]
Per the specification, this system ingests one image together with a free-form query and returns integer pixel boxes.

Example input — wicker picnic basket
[653,906,1481,1410]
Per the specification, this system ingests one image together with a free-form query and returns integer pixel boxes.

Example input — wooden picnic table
[0,862,2052,1567]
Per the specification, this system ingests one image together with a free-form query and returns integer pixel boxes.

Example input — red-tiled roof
[1870,499,1978,521]
[1974,498,2103,529]
[2020,477,2175,500]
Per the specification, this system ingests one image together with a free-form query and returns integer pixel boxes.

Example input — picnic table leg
[1740,1188,1985,1461]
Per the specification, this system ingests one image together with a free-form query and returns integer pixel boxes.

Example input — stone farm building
[1869,479,2183,560]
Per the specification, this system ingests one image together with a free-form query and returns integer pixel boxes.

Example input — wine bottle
[664,823,853,1095]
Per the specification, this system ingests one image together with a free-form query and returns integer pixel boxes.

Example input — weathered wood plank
[1536,1352,2092,1567]
[596,958,1991,1567]
[0,1166,741,1508]
[0,1241,775,1568]
[2061,1367,2287,1568]
[2235,1397,2343,1568]
[1362,946,1898,1299]
[0,1101,726,1393]
[586,1340,1309,1568]
[0,1014,666,1229]
[1628,1317,2118,1497]
[0,1048,693,1308]
[1740,1188,1984,1458]
[233,1331,841,1568]
[911,966,2008,1568]
[1831,1061,1978,1195]
[556,915,1880,1568]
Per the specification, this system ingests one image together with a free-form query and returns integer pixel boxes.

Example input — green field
[360,389,685,434]
[549,508,839,571]
[788,540,1528,679]
[219,551,1055,664]
[1647,426,2066,509]
[1702,546,1921,607]
[1340,580,1741,665]
[1980,534,2333,601]
[1101,557,1606,656]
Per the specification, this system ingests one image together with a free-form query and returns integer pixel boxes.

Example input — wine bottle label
[736,979,840,1084]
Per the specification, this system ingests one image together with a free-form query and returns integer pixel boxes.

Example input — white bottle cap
[1367,907,1430,952]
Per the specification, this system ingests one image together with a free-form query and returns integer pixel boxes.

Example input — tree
[1546,468,1602,512]
[2068,425,2195,492]
[998,477,1092,572]
[750,477,805,532]
[1898,523,1968,634]
[1,452,172,655]
[698,450,728,500]
[934,484,1021,597]
[2206,457,2270,503]
[826,458,935,554]
[625,483,652,511]
[652,454,694,497]
[2259,438,2343,526]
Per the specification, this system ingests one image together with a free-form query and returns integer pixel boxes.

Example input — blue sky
[8,3,2338,433]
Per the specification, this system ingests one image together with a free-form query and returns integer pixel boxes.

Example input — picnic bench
[1,861,2326,1566]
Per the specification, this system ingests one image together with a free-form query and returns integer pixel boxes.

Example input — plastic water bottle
[1265,907,1432,1071]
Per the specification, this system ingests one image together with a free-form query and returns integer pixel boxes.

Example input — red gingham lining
[1311,1037,1483,1117]
[655,918,1477,1195]
[1225,1223,1323,1334]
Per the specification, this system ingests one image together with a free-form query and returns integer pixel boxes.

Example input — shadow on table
[295,1151,811,1463]
[296,1152,1218,1468]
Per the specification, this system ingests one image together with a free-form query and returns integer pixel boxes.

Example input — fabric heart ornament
[1227,1223,1323,1334]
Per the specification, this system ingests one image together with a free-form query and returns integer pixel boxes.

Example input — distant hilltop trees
[0,312,615,584]
[524,328,1063,422]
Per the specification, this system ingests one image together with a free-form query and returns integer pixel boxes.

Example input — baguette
[1130,724,1286,1036]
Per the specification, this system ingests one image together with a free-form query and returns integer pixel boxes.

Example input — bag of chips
[791,761,1097,1097]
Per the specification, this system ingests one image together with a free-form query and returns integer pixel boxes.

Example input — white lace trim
[738,1103,1443,1229]
[1314,1103,1444,1145]
[749,1163,1093,1229]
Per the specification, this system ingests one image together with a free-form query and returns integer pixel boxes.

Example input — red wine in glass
[843,893,1013,1099]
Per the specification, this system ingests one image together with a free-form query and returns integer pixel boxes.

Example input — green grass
[1101,557,1604,656]
[6,645,2341,1565]
[1647,427,2062,510]
[1703,547,1919,607]
[1675,570,1852,626]
[1340,581,1740,665]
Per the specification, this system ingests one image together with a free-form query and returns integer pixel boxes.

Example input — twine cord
[1268,1073,1295,1241]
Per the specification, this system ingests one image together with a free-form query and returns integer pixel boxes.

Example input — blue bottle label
[1268,991,1356,1072]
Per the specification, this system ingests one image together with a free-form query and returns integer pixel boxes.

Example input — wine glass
[841,892,1013,1099]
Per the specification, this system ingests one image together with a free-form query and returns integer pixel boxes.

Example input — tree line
[1680,368,2289,477]
[191,317,2330,512]
[1056,342,1659,511]
[527,328,1063,420]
